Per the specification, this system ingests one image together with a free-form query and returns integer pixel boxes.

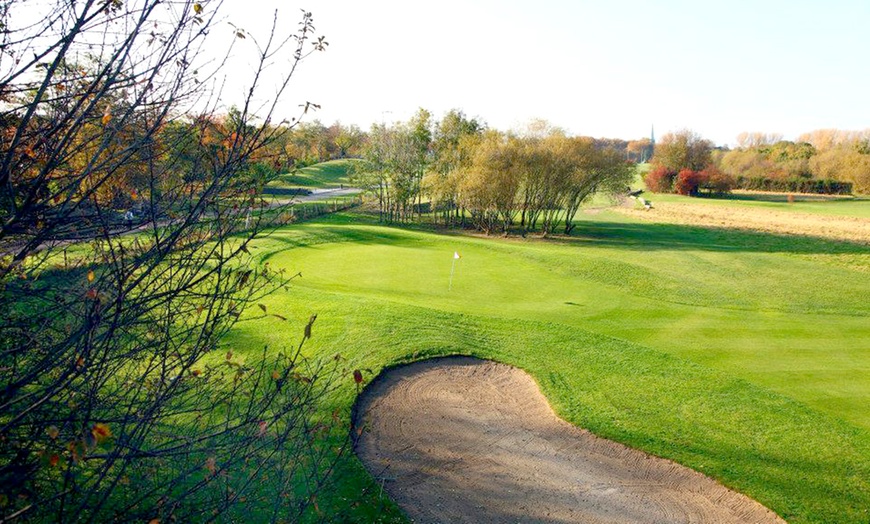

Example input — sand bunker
[354,357,785,523]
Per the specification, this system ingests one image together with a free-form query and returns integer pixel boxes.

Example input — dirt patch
[615,201,870,245]
[354,357,785,523]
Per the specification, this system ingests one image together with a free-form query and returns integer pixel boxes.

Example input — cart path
[354,357,786,524]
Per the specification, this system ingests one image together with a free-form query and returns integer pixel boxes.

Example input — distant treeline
[248,117,870,204]
[646,129,870,195]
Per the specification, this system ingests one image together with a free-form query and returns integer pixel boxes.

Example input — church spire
[645,125,655,163]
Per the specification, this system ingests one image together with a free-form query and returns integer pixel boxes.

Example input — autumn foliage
[674,169,704,196]
[643,165,677,193]
[0,2,345,522]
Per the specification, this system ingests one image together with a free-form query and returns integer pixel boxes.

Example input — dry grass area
[615,200,870,245]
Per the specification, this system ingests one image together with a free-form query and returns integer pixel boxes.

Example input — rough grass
[224,209,870,523]
[615,199,870,246]
[645,191,870,219]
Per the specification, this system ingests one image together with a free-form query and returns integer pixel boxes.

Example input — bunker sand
[354,357,785,523]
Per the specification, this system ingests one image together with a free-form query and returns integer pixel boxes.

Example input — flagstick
[448,257,456,292]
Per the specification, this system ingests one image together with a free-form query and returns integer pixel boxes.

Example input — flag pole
[449,251,460,292]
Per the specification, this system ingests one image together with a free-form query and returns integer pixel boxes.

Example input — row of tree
[648,129,870,195]
[353,112,635,235]
[267,120,366,167]
[278,120,652,169]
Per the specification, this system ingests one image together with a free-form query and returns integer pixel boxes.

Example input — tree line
[352,111,636,235]
[647,129,869,196]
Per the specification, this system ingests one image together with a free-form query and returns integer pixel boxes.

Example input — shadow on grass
[559,220,869,255]
[705,192,867,204]
[257,210,867,258]
[258,222,424,263]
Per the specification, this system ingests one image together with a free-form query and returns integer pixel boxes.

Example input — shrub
[674,169,705,196]
[644,165,677,193]
[733,176,852,195]
[699,165,735,194]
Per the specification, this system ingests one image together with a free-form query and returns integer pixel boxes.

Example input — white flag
[454,251,461,259]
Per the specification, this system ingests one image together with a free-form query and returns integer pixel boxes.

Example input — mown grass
[223,209,870,523]
[267,159,360,190]
[649,190,870,218]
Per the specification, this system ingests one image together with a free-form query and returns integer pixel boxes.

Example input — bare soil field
[354,357,785,523]
[615,200,870,245]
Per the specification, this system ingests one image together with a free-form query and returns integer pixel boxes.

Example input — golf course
[222,172,870,522]
[9,3,870,522]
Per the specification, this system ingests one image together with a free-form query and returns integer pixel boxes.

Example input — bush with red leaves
[674,168,706,196]
[643,165,677,193]
[699,165,735,194]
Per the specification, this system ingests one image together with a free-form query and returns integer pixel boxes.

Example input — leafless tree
[0,1,349,521]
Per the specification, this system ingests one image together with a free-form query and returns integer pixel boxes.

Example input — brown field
[614,200,870,245]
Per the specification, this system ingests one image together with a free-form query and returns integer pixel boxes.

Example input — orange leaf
[353,370,363,384]
[148,519,160,524]
[205,457,216,474]
[91,423,112,443]
[271,370,280,380]
[193,3,202,14]
[86,289,98,300]
[87,269,95,282]
[102,113,112,126]
[68,441,82,463]
[49,454,60,467]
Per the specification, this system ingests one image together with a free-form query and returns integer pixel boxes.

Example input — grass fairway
[267,159,359,189]
[225,210,870,523]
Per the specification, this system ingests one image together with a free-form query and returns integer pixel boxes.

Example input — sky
[217,0,870,146]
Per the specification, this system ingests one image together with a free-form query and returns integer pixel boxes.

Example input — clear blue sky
[221,0,870,145]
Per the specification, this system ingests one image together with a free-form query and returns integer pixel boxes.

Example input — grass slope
[267,159,359,189]
[225,211,870,523]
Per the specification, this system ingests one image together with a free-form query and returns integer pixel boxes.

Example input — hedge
[734,176,852,195]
